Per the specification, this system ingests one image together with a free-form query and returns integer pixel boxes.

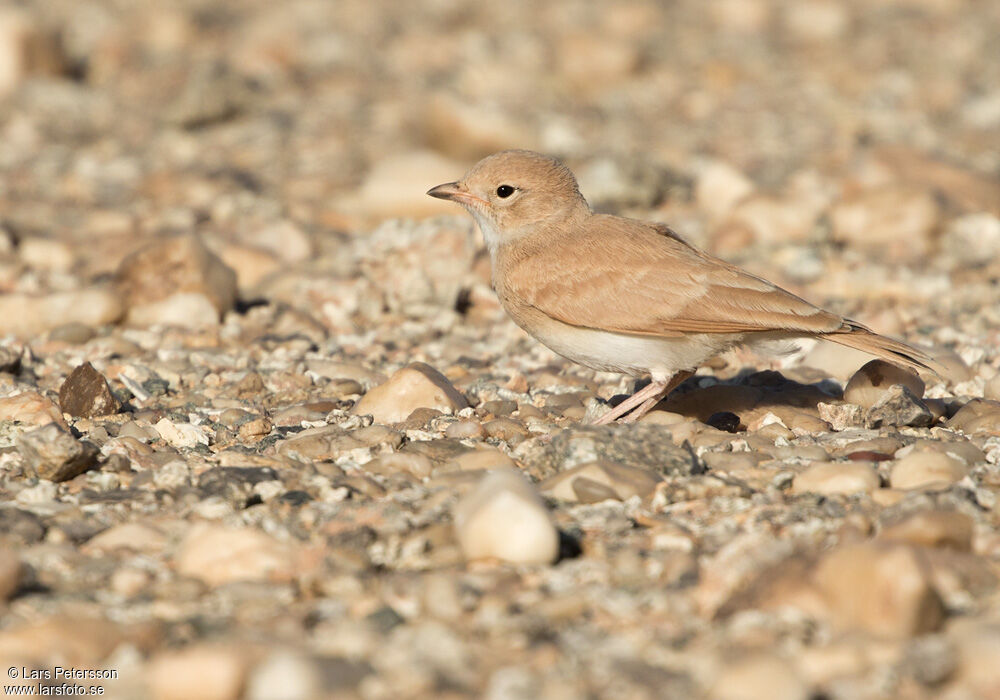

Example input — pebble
[830,186,940,260]
[556,33,640,91]
[444,420,485,439]
[889,451,969,490]
[816,401,864,431]
[895,438,984,467]
[791,461,880,495]
[782,0,848,42]
[710,0,770,33]
[0,7,63,96]
[0,345,19,373]
[0,548,22,600]
[245,651,321,700]
[453,469,559,565]
[540,461,662,502]
[353,362,468,424]
[48,322,96,344]
[147,644,248,700]
[984,373,1000,401]
[153,418,211,448]
[364,451,433,478]
[83,522,168,554]
[305,360,385,388]
[174,524,296,587]
[844,359,925,409]
[277,424,401,461]
[864,384,933,429]
[443,448,517,473]
[482,417,529,443]
[16,422,100,481]
[947,621,1000,699]
[0,615,127,666]
[217,243,281,291]
[237,416,272,440]
[813,542,945,638]
[356,218,481,316]
[109,567,152,597]
[695,159,754,221]
[0,391,66,427]
[939,213,1000,267]
[354,150,465,219]
[115,234,238,326]
[424,93,530,160]
[710,654,809,700]
[515,423,697,480]
[0,289,123,336]
[802,341,881,381]
[20,236,74,272]
[575,157,665,210]
[58,361,120,418]
[723,193,819,245]
[125,291,222,328]
[946,399,1000,435]
[880,511,974,551]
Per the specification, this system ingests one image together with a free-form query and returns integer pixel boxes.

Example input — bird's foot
[589,370,693,425]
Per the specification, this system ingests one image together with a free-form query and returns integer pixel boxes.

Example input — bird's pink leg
[591,371,693,425]
[619,371,693,423]
[591,380,666,425]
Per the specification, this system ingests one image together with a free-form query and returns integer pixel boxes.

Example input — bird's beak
[427,181,462,200]
[427,182,485,207]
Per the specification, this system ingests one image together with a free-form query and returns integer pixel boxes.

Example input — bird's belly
[510,308,737,378]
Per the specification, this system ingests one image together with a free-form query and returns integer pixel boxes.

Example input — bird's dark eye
[496,185,515,198]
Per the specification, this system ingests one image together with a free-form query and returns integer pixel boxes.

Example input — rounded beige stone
[711,654,809,700]
[147,644,248,700]
[352,362,468,424]
[110,567,152,597]
[175,524,295,587]
[844,359,925,409]
[0,289,123,337]
[540,461,662,502]
[355,150,465,219]
[365,452,434,478]
[792,461,880,495]
[879,510,973,551]
[813,542,944,638]
[83,523,167,554]
[453,469,558,565]
[890,452,969,490]
[444,420,484,439]
[984,372,1000,401]
[444,448,517,472]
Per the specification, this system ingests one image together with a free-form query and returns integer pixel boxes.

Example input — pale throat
[470,203,587,259]
[470,210,504,256]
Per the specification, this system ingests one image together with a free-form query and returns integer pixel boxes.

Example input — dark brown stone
[58,362,120,418]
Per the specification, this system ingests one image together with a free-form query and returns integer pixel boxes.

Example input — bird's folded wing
[505,216,845,337]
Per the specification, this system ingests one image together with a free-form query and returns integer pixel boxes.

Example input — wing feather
[501,215,845,337]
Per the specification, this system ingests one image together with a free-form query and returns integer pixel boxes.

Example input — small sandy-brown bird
[428,149,939,424]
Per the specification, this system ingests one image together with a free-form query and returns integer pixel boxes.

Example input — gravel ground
[1,1,999,699]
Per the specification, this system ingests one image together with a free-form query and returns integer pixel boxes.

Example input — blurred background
[0,0,997,344]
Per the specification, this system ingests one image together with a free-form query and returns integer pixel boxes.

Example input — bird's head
[427,150,589,252]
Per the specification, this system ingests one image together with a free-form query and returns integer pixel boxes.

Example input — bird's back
[496,211,846,338]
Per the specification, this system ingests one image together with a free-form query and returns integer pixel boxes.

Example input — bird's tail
[820,322,947,379]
